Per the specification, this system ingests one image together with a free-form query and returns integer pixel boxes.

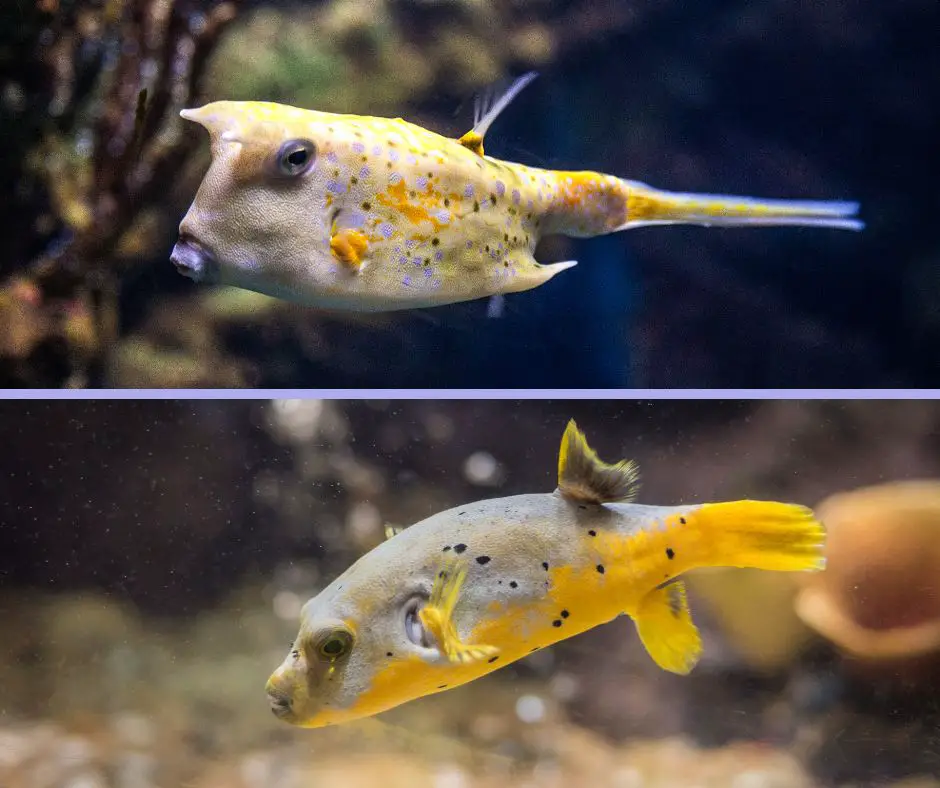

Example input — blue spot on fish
[495,180,506,197]
[464,184,475,198]
[380,222,395,239]
[352,141,365,154]
[327,180,345,194]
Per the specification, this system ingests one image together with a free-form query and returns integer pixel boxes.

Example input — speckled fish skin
[174,88,862,311]
[265,421,826,728]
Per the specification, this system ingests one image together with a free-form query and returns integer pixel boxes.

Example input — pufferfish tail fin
[557,420,640,504]
[458,72,538,157]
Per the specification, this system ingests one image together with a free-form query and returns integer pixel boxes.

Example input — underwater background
[1,0,937,388]
[1,399,940,786]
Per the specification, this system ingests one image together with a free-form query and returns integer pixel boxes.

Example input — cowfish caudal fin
[419,560,499,664]
[619,180,864,232]
[557,420,640,504]
[692,501,827,573]
[458,72,538,157]
[633,580,702,675]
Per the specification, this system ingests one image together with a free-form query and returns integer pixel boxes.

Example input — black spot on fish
[454,543,467,554]
[431,237,440,246]
[362,201,371,210]
[578,504,587,510]
[588,530,596,537]
[459,511,467,516]
[666,547,675,560]
[509,581,518,588]
[680,517,687,524]
[476,555,491,565]
[597,564,605,574]
[542,561,549,570]
[561,610,569,618]
[438,684,448,689]
[386,651,393,657]
[552,619,562,627]
[442,545,451,552]
[444,198,450,207]
[473,201,480,212]
[439,570,446,578]
[351,176,358,184]
[489,194,497,205]
[487,656,499,664]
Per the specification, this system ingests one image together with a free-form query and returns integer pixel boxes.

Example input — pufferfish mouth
[170,236,220,283]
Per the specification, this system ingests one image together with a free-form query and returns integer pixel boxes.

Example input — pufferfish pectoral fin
[633,580,702,675]
[330,228,369,272]
[556,419,640,504]
[419,560,499,665]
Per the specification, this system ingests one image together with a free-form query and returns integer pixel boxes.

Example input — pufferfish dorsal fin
[457,71,538,157]
[557,419,640,504]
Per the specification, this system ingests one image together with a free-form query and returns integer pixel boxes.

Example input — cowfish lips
[173,101,336,298]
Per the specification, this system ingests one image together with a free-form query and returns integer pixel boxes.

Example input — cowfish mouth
[170,237,219,283]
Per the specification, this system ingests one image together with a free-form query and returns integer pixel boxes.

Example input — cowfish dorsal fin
[457,71,538,157]
[557,419,640,504]
[384,523,405,540]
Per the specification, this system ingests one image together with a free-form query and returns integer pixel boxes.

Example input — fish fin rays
[420,559,500,664]
[557,419,640,504]
[457,72,538,156]
[633,581,702,675]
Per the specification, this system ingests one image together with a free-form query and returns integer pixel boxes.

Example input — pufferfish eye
[315,628,353,661]
[275,139,317,177]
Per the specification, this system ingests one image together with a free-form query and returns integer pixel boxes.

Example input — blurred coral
[795,480,940,681]
[1,0,238,386]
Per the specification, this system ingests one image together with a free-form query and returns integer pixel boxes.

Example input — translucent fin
[384,523,404,540]
[691,501,827,572]
[419,560,499,664]
[473,72,538,138]
[633,580,702,674]
[557,419,640,504]
[620,180,864,231]
[458,72,538,156]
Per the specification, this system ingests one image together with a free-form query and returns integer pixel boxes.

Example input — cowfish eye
[275,138,317,177]
[316,628,353,661]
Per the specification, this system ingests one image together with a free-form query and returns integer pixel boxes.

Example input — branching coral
[1,0,238,387]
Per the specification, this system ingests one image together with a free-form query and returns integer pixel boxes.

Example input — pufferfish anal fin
[557,419,640,504]
[633,580,702,675]
[419,560,499,664]
[457,71,538,157]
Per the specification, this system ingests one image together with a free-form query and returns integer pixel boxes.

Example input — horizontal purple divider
[2,389,939,400]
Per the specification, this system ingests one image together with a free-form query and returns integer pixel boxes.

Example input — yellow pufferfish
[172,73,862,311]
[265,420,826,728]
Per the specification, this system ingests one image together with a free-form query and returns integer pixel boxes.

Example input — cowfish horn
[179,102,244,142]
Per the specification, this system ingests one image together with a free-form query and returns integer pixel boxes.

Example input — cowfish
[171,73,862,312]
[266,420,826,728]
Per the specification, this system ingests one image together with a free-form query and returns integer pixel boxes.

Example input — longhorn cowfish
[265,420,826,727]
[171,73,862,312]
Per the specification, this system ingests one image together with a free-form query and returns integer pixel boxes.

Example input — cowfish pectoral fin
[419,560,499,664]
[633,580,702,675]
[557,419,640,504]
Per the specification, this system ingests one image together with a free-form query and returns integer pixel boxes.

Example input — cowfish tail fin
[557,419,640,504]
[420,560,499,664]
[633,580,702,674]
[618,180,864,231]
[692,500,827,573]
[458,71,539,156]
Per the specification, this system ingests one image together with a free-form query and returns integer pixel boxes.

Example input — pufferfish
[265,420,826,727]
[172,73,862,311]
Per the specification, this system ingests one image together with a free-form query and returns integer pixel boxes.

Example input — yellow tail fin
[621,180,863,231]
[692,500,827,573]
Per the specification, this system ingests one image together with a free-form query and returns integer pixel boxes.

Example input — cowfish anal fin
[419,560,499,664]
[556,419,640,504]
[633,580,702,675]
[458,71,538,157]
